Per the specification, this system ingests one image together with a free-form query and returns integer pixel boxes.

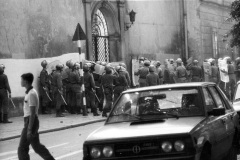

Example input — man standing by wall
[18,73,55,160]
[0,64,12,123]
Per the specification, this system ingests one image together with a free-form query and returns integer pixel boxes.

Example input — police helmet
[169,59,174,64]
[96,61,101,65]
[144,60,151,67]
[193,60,198,65]
[74,63,80,69]
[155,61,161,67]
[235,57,240,65]
[66,60,71,67]
[226,57,232,63]
[211,59,216,65]
[139,57,144,61]
[115,66,121,72]
[101,62,107,66]
[41,60,48,68]
[119,63,127,69]
[69,61,74,69]
[149,65,156,72]
[83,64,89,72]
[176,58,182,64]
[56,64,64,71]
[105,66,112,74]
[0,64,5,70]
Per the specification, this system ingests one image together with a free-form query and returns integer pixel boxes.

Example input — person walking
[39,60,51,114]
[52,64,65,117]
[83,64,99,116]
[0,64,12,123]
[18,73,55,160]
[146,65,160,86]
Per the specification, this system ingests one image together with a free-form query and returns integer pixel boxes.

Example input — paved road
[0,122,104,160]
[1,121,240,160]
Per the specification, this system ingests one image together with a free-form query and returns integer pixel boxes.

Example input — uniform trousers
[53,88,63,110]
[69,84,82,113]
[18,116,55,160]
[86,88,97,112]
[103,86,113,112]
[0,89,8,114]
[114,86,126,103]
[139,78,147,87]
[191,76,201,82]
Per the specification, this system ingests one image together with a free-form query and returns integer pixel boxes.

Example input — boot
[93,108,100,116]
[102,108,108,117]
[3,114,12,123]
[56,110,64,117]
[0,112,3,123]
[82,106,88,116]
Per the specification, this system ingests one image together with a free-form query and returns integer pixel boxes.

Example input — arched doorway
[92,9,110,62]
[91,1,121,62]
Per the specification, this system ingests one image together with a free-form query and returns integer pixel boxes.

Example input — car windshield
[107,87,204,123]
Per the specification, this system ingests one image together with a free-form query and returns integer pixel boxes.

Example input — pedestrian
[175,59,188,83]
[52,64,65,117]
[18,73,55,160]
[146,65,160,86]
[187,60,203,82]
[69,63,85,115]
[209,59,220,84]
[155,61,163,84]
[0,64,12,123]
[39,60,51,114]
[100,66,118,117]
[83,64,99,116]
[114,66,128,103]
[134,60,150,87]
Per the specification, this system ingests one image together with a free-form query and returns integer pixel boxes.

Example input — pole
[77,40,87,115]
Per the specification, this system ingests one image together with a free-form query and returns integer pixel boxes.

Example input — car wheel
[226,145,238,160]
[200,146,211,160]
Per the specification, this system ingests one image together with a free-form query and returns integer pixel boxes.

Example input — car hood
[86,117,205,142]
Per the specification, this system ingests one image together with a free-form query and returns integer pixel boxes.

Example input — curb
[0,118,106,142]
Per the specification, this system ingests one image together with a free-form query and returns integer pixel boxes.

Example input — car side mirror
[208,108,225,116]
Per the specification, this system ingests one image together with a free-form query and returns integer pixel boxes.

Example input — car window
[234,84,240,102]
[202,87,216,112]
[208,86,226,109]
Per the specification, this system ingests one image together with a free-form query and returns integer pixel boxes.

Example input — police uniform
[135,66,149,87]
[84,71,99,116]
[146,72,160,86]
[176,66,188,83]
[52,70,64,117]
[93,73,103,111]
[227,63,236,100]
[62,67,71,112]
[99,71,116,117]
[188,65,203,82]
[156,67,163,84]
[0,70,11,123]
[40,68,50,114]
[68,69,82,114]
[210,65,219,84]
[120,69,131,87]
[114,73,128,103]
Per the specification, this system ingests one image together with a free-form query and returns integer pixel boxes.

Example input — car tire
[226,145,238,160]
[200,146,211,160]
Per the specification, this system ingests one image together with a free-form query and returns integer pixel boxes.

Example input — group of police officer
[134,56,240,101]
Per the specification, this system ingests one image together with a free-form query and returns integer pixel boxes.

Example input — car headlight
[103,146,113,157]
[90,147,101,158]
[174,140,185,152]
[161,141,172,152]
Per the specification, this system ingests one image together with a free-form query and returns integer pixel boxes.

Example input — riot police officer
[83,64,99,116]
[119,63,131,88]
[52,64,64,117]
[168,59,176,83]
[235,57,240,82]
[0,64,12,123]
[155,61,163,84]
[114,66,128,103]
[40,60,51,114]
[225,57,236,100]
[187,60,203,82]
[69,63,84,115]
[100,66,118,117]
[135,60,150,87]
[176,59,188,83]
[146,65,160,86]
[210,59,220,84]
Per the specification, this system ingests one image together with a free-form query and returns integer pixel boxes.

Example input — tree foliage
[230,0,240,47]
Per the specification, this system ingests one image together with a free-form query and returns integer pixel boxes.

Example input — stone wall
[0,0,85,59]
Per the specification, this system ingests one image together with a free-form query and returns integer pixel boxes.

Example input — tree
[230,0,240,47]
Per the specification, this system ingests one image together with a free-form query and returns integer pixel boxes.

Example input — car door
[202,87,229,159]
[208,86,235,155]
[233,82,240,112]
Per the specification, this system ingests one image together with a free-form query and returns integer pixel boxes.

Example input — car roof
[123,82,215,93]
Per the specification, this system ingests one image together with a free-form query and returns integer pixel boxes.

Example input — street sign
[72,23,87,41]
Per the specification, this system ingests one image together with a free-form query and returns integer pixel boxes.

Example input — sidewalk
[0,113,106,141]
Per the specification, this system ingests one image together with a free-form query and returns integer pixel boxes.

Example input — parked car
[233,81,240,115]
[83,82,239,160]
